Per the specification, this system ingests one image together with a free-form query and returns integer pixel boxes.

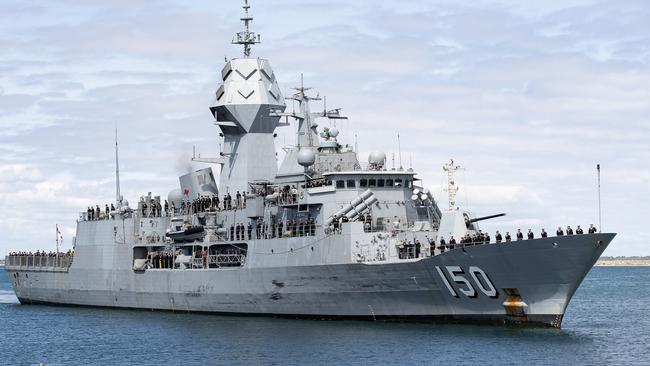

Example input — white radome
[168,189,184,207]
[297,148,316,167]
[368,151,386,166]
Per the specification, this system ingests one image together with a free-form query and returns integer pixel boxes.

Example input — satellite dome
[329,127,339,137]
[368,151,387,166]
[168,188,184,207]
[297,148,316,167]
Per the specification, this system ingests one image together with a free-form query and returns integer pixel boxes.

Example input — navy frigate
[4,1,615,328]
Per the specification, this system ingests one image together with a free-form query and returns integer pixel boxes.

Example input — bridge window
[346,179,356,188]
[360,179,368,187]
[336,180,345,189]
[386,179,394,187]
[377,179,385,187]
[368,179,377,187]
[395,179,403,187]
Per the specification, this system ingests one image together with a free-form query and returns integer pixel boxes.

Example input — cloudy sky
[1,0,648,256]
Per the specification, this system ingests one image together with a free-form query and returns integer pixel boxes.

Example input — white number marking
[468,266,498,298]
[435,265,498,299]
[435,266,458,297]
[446,266,476,297]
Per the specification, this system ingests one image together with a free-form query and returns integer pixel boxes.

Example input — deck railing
[4,255,73,272]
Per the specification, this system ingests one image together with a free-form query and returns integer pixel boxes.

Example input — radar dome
[168,188,184,207]
[297,148,316,167]
[329,127,339,138]
[368,151,387,166]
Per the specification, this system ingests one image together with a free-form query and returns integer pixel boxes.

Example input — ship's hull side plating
[7,234,613,328]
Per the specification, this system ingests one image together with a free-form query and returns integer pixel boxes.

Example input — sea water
[0,267,648,365]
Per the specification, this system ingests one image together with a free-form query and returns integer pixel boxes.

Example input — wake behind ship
[5,1,614,328]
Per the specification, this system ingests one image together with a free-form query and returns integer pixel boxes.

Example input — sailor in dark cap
[588,224,597,234]
[556,226,564,236]
[505,232,511,242]
[516,229,524,241]
[527,229,534,239]
[495,230,502,243]
[566,226,574,235]
[541,228,548,238]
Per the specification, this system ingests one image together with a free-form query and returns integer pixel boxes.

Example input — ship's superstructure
[4,1,615,328]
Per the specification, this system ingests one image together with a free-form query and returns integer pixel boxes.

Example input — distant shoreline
[596,260,650,267]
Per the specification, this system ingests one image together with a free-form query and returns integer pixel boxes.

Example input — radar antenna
[443,159,463,210]
[233,0,261,58]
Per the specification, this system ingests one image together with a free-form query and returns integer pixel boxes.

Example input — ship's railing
[4,254,73,272]
[208,254,246,268]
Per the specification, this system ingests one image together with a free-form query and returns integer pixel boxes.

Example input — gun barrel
[469,213,506,223]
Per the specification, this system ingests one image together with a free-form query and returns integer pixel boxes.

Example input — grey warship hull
[5,1,615,329]
[7,233,614,327]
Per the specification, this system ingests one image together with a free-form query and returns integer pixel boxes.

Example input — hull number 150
[435,266,498,298]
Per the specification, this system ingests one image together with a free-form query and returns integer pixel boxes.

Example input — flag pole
[597,164,602,233]
[56,224,60,265]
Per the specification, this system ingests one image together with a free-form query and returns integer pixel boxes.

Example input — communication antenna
[232,0,260,58]
[443,159,462,210]
[597,164,602,233]
[55,224,59,257]
[115,128,121,207]
[354,132,358,153]
[397,133,403,170]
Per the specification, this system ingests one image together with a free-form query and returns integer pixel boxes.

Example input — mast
[55,224,59,256]
[232,0,261,58]
[115,128,121,207]
[597,164,602,233]
[443,159,462,210]
[397,133,403,170]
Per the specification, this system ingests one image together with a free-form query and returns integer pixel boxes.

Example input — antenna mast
[115,128,121,207]
[397,133,403,170]
[233,0,261,58]
[597,164,602,233]
[443,159,462,210]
